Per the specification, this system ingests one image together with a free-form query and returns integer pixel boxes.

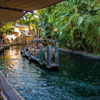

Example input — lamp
[54,26,58,32]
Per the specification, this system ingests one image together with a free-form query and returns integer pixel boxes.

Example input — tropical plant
[0,22,14,35]
[37,0,100,54]
[17,12,39,38]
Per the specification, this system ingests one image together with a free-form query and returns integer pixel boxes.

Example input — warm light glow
[12,34,16,40]
[6,34,16,40]
[6,27,21,41]
[7,48,21,70]
[55,27,58,32]
[23,11,26,13]
[7,35,11,40]
[14,27,21,36]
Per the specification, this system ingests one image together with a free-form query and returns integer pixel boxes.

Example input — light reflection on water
[0,46,100,100]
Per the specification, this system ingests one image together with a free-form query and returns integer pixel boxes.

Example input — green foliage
[17,12,38,25]
[0,22,14,34]
[17,12,39,36]
[1,0,100,54]
[38,0,100,54]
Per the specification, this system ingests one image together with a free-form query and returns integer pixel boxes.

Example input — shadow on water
[0,46,100,100]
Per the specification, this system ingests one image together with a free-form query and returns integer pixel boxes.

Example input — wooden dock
[0,71,24,100]
[21,40,59,70]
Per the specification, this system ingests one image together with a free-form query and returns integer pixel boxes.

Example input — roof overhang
[0,0,64,11]
[0,22,3,27]
[0,0,65,27]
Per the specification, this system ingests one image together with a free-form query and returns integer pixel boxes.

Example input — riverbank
[59,48,100,61]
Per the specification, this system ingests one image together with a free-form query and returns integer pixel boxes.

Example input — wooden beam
[0,6,32,12]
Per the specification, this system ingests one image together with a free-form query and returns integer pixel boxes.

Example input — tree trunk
[28,24,34,39]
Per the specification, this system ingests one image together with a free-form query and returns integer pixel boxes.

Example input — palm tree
[17,12,39,39]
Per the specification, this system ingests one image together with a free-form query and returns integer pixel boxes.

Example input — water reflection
[0,46,100,100]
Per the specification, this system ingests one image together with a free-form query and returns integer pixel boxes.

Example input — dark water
[0,46,100,100]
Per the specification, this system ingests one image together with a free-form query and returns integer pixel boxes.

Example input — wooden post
[55,42,59,65]
[46,45,52,68]
[28,53,31,60]
[40,45,43,65]
[34,48,37,57]
[23,48,26,56]
[0,79,2,99]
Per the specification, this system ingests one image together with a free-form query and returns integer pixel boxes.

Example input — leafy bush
[38,0,100,54]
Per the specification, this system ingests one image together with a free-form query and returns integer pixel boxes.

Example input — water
[0,46,100,100]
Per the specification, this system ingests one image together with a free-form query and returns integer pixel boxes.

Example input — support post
[55,42,59,65]
[55,31,57,46]
[40,45,43,65]
[34,48,37,57]
[28,53,31,60]
[46,45,52,68]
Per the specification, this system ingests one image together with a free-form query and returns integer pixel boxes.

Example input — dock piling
[34,48,37,57]
[55,42,59,65]
[28,53,31,60]
[46,45,52,68]
[21,39,59,70]
[40,45,44,65]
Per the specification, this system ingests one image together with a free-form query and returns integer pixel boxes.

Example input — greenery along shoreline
[0,0,100,55]
[38,0,100,55]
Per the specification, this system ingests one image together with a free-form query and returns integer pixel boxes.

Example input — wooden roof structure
[0,0,64,27]
[0,23,3,27]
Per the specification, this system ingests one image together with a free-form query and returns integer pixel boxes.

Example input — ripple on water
[0,46,100,100]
